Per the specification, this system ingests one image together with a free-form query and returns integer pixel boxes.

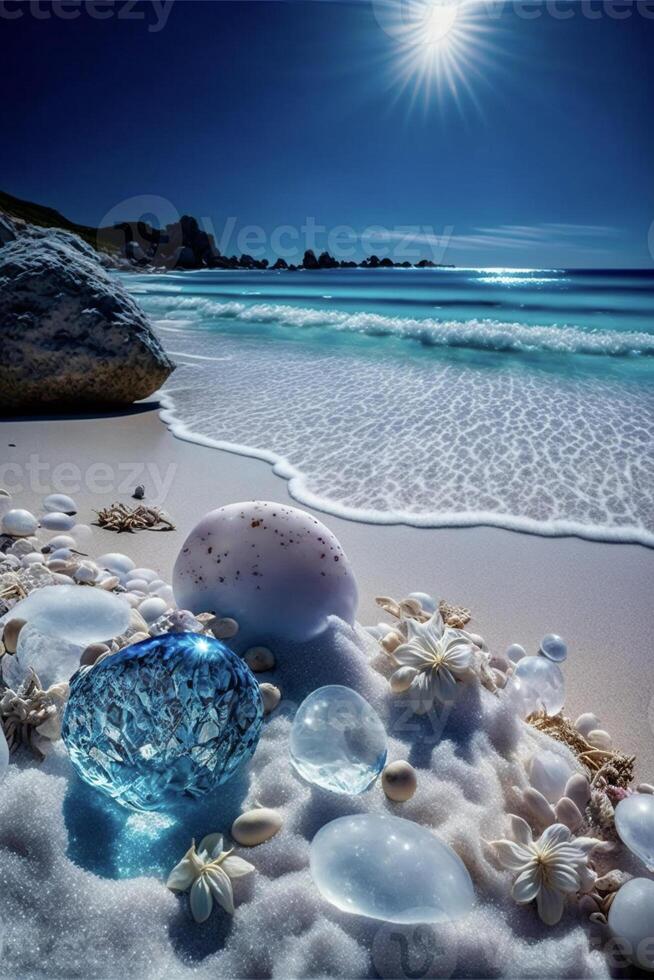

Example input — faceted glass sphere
[509,655,565,717]
[290,685,387,794]
[311,813,475,923]
[62,633,263,811]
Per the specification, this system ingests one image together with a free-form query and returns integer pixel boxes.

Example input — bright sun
[375,0,501,113]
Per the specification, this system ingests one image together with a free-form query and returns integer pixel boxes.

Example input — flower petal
[536,884,565,926]
[394,642,434,670]
[539,823,571,849]
[190,875,213,923]
[510,815,533,846]
[512,867,541,904]
[166,844,202,892]
[490,840,532,871]
[571,836,602,856]
[547,863,580,893]
[432,666,457,704]
[198,833,224,861]
[221,855,255,879]
[205,866,235,914]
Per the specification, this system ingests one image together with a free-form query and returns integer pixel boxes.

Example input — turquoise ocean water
[124,267,654,546]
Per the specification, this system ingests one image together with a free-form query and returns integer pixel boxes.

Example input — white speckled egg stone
[173,502,358,642]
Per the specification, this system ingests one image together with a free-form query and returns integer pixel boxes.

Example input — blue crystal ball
[62,633,263,811]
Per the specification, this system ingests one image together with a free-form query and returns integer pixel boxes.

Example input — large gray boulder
[0,232,174,412]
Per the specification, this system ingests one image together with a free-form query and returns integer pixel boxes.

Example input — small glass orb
[310,813,475,923]
[539,633,568,663]
[509,655,565,717]
[290,685,387,794]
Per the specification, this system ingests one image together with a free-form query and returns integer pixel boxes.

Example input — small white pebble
[43,493,77,515]
[382,761,417,802]
[636,783,654,795]
[2,509,38,537]
[139,597,169,623]
[587,729,612,750]
[47,534,76,551]
[506,643,526,663]
[259,682,281,714]
[41,512,76,531]
[211,617,239,640]
[574,713,601,739]
[126,578,149,593]
[244,646,275,672]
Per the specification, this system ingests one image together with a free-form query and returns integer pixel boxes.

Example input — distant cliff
[0,190,454,272]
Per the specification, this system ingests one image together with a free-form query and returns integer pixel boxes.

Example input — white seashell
[41,512,76,531]
[138,597,169,624]
[574,712,601,739]
[506,643,526,663]
[259,682,281,715]
[2,509,38,537]
[381,631,403,655]
[491,668,507,689]
[43,493,77,515]
[382,761,417,802]
[210,617,239,640]
[244,646,274,672]
[231,807,282,846]
[390,666,418,693]
[587,729,612,750]
[47,534,76,551]
[100,576,121,591]
[2,618,26,655]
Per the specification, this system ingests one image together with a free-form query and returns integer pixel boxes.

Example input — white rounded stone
[2,509,38,537]
[41,512,76,531]
[574,712,601,739]
[138,597,169,624]
[173,501,358,642]
[310,813,475,923]
[382,761,417,802]
[43,493,77,515]
[47,534,76,551]
[528,750,575,804]
[125,578,149,593]
[231,807,282,846]
[97,553,135,575]
[1,584,130,646]
[130,568,158,582]
[608,878,654,971]
[506,643,526,663]
[49,547,73,562]
[0,489,12,519]
[259,682,281,714]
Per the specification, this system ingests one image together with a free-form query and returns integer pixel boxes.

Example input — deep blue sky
[0,0,652,266]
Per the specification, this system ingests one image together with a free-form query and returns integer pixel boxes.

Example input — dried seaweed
[94,503,175,534]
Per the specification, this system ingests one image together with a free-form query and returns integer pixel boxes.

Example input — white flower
[489,816,599,925]
[391,612,477,713]
[166,833,254,922]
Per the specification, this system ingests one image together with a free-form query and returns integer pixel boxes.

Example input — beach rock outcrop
[0,233,175,412]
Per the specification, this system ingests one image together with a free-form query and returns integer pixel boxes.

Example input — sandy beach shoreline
[2,402,653,774]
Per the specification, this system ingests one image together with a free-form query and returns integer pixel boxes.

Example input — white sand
[2,405,652,771]
[1,403,653,978]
